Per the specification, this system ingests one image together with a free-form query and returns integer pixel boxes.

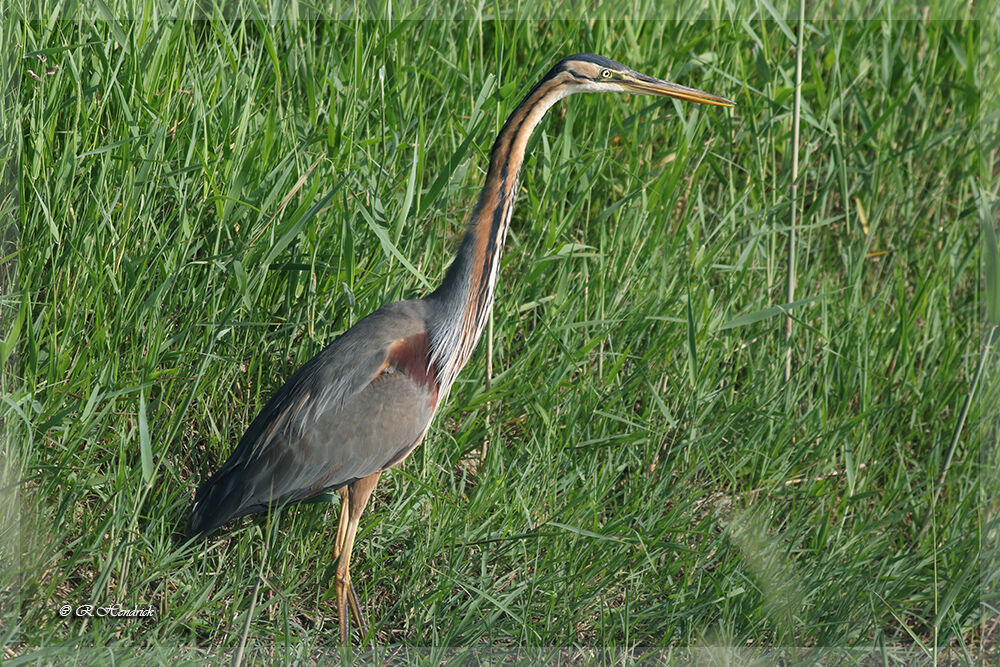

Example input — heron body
[188,54,732,641]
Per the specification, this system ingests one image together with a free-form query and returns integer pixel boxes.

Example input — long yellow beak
[625,73,735,107]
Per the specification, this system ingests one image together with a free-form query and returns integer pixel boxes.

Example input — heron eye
[601,69,612,78]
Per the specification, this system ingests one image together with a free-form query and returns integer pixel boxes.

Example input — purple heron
[188,54,732,641]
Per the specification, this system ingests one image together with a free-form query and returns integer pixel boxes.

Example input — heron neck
[427,74,572,390]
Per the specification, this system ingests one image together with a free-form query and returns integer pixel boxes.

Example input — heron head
[553,53,734,107]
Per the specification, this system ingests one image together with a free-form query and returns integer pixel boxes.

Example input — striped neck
[427,70,574,391]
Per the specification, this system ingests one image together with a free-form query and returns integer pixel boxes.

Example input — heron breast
[384,331,439,408]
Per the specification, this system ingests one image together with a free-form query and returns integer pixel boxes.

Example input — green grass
[3,3,995,663]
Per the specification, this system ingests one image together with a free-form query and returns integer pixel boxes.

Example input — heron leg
[335,471,381,643]
[334,487,350,557]
[332,487,364,627]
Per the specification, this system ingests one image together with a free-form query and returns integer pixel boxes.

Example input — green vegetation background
[3,3,995,662]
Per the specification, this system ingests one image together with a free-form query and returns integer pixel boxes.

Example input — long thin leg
[335,471,381,643]
[332,487,363,625]
[333,487,350,558]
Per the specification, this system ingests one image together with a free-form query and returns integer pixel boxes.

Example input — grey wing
[188,300,438,536]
